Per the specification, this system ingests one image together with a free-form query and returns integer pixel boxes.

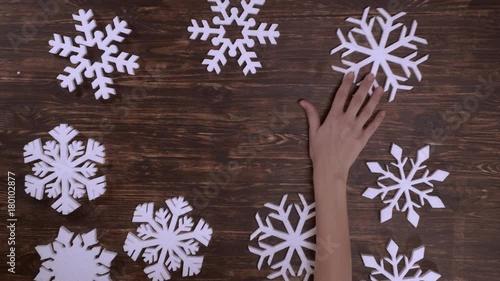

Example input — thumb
[299,100,320,137]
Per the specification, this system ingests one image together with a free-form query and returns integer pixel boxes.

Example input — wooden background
[0,0,499,280]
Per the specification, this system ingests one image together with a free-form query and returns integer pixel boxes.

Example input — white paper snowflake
[248,194,316,281]
[24,124,106,215]
[123,197,213,281]
[49,9,139,100]
[362,239,441,281]
[331,7,428,102]
[35,226,117,281]
[363,144,449,227]
[188,0,280,75]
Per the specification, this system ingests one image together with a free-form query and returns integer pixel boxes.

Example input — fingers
[331,72,354,115]
[362,110,386,142]
[357,86,384,126]
[300,100,321,138]
[345,73,375,119]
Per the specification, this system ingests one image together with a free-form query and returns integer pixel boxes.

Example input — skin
[299,72,386,281]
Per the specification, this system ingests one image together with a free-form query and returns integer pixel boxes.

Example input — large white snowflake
[123,197,213,281]
[331,7,428,102]
[35,226,117,281]
[49,9,139,100]
[361,239,441,281]
[188,0,280,75]
[248,194,316,281]
[24,124,106,215]
[363,143,449,227]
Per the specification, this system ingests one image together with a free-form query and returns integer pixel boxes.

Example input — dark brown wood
[0,0,499,280]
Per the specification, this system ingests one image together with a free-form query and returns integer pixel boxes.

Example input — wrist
[313,168,348,193]
[313,164,349,183]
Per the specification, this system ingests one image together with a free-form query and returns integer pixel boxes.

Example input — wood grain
[0,0,499,280]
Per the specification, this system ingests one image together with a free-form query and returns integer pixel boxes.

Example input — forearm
[313,170,352,281]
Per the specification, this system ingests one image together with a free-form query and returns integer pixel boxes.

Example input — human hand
[299,72,385,183]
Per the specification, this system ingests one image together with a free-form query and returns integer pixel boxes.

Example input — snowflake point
[363,239,440,281]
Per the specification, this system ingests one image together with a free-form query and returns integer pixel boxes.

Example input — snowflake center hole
[84,46,106,63]
[223,23,245,44]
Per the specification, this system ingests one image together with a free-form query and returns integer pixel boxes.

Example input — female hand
[299,72,386,184]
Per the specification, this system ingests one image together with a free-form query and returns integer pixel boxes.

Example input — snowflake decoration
[188,0,280,75]
[123,197,213,281]
[331,7,428,102]
[49,9,139,100]
[363,143,449,227]
[24,124,106,215]
[361,239,441,281]
[248,194,316,281]
[35,226,116,281]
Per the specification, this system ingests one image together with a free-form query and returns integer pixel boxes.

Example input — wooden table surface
[0,0,499,280]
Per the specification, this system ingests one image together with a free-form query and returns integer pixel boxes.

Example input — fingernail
[367,73,375,81]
